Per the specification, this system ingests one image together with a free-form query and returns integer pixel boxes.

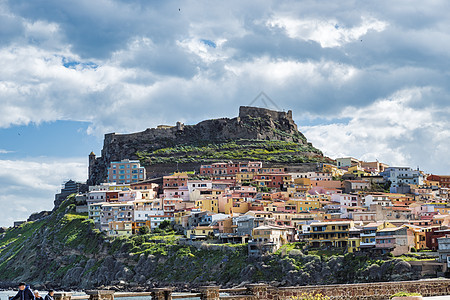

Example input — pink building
[200,161,262,175]
[163,186,189,201]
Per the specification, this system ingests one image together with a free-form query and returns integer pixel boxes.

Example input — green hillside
[0,196,425,290]
[136,139,329,166]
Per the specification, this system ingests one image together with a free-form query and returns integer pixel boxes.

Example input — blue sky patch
[0,120,102,159]
[201,39,216,48]
[62,57,98,69]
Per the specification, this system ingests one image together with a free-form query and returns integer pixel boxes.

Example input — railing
[359,242,376,246]
[53,286,261,300]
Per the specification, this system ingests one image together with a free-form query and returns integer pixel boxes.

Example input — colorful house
[375,226,415,256]
[308,220,354,248]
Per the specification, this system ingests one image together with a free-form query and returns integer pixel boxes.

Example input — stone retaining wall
[257,279,450,300]
[57,279,450,300]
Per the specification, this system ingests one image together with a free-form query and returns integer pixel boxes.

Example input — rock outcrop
[88,106,324,185]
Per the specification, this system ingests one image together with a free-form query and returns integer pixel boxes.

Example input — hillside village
[53,155,450,261]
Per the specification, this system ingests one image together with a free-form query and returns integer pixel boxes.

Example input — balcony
[360,232,376,237]
[359,241,376,247]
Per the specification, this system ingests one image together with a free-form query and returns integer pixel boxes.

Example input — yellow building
[435,207,450,215]
[348,227,361,253]
[346,165,370,177]
[186,226,215,239]
[195,197,219,213]
[403,224,428,250]
[293,177,312,188]
[236,172,255,183]
[286,199,321,212]
[174,211,190,226]
[322,163,345,178]
[190,188,224,202]
[231,200,250,214]
[108,221,133,236]
[220,197,249,215]
[108,184,131,191]
[309,221,354,248]
[306,194,331,203]
[132,220,152,234]
[424,179,440,188]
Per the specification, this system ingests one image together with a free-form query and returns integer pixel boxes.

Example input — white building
[335,157,360,168]
[380,167,424,193]
[364,194,392,207]
[133,199,161,221]
[88,201,106,225]
[89,182,130,191]
[188,180,213,195]
[438,236,450,264]
[331,193,361,207]
[118,189,142,202]
[87,190,106,202]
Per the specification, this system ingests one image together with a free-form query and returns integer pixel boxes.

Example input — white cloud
[0,158,87,227]
[0,149,14,154]
[177,37,231,63]
[0,0,449,217]
[302,87,449,172]
[267,16,388,48]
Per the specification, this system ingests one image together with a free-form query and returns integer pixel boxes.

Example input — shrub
[390,292,422,298]
[159,220,172,230]
[139,225,150,235]
[291,293,330,300]
[410,247,417,253]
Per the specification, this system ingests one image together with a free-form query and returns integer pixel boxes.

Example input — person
[34,291,43,300]
[44,290,54,300]
[10,282,35,300]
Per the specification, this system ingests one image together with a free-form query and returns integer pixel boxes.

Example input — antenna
[248,91,282,111]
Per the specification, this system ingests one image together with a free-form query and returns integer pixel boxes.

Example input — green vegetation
[291,293,330,300]
[390,292,422,298]
[397,255,435,262]
[138,225,150,235]
[0,195,105,282]
[306,248,346,257]
[136,139,327,165]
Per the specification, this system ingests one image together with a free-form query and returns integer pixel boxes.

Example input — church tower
[88,151,96,181]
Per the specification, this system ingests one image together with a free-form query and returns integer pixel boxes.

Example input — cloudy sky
[1,0,449,226]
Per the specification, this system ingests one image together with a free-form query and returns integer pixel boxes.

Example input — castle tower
[88,151,96,180]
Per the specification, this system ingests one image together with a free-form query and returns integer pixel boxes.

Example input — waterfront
[0,291,201,300]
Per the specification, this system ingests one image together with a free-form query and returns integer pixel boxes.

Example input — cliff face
[88,106,321,185]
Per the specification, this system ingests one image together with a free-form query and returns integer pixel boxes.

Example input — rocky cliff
[0,196,428,291]
[88,106,327,185]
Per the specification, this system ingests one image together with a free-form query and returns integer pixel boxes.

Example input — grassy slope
[0,198,104,283]
[136,139,330,166]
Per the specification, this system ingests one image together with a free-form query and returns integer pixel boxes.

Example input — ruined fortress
[88,106,319,185]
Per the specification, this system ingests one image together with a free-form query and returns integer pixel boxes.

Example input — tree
[159,220,172,231]
[138,225,150,235]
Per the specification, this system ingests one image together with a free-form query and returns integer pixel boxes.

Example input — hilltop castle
[88,106,316,185]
